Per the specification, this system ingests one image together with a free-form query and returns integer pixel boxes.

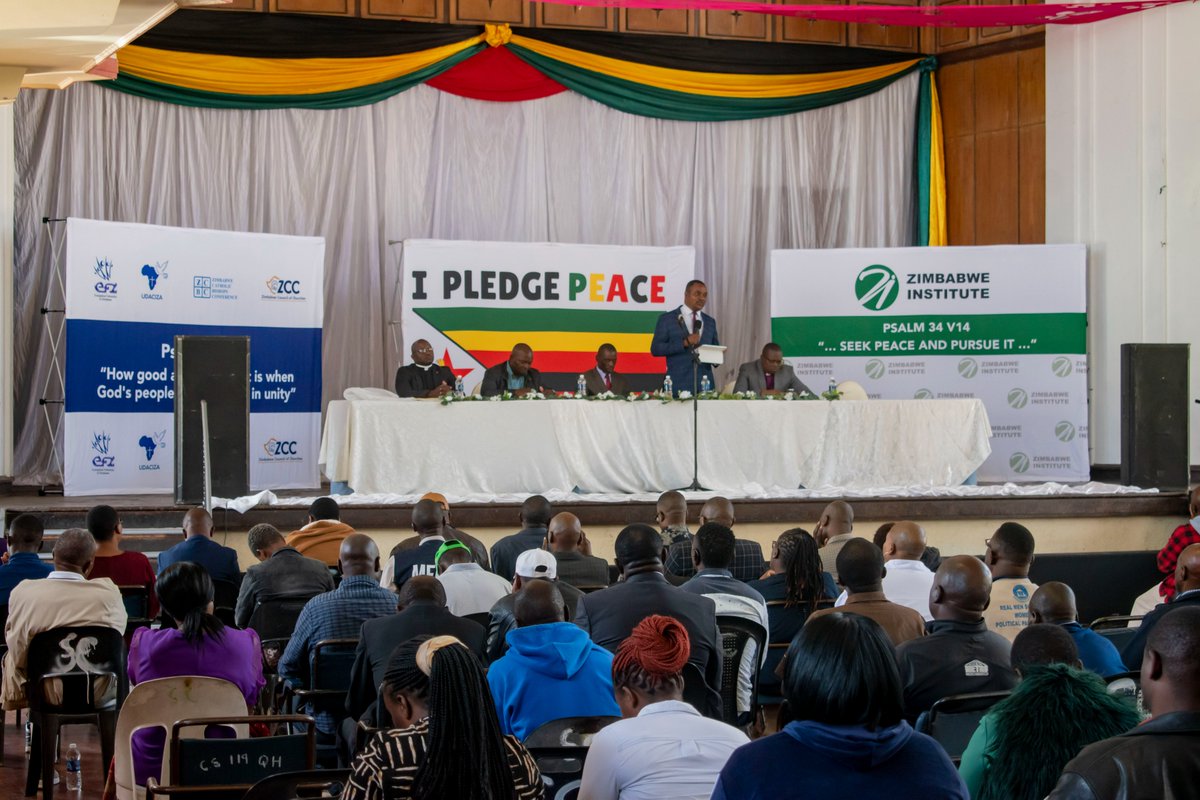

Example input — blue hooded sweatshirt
[487,621,621,740]
[712,720,969,800]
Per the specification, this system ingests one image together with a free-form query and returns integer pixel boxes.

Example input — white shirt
[48,570,86,581]
[678,304,703,334]
[834,559,935,621]
[436,562,511,616]
[577,700,747,800]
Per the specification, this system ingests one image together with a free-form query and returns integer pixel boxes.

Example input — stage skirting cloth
[319,398,991,495]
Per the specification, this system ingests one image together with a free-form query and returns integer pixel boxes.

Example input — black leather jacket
[1047,711,1200,799]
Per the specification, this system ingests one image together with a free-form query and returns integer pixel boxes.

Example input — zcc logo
[957,358,979,379]
[855,265,899,311]
[265,276,301,296]
[1007,388,1029,409]
[1051,356,1073,377]
[1055,421,1076,442]
[864,359,886,380]
[1009,452,1031,474]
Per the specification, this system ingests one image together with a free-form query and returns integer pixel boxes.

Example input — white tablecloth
[320,398,991,495]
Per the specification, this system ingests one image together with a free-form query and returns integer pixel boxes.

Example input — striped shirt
[344,718,543,800]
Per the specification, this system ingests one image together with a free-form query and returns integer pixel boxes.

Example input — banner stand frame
[37,216,68,495]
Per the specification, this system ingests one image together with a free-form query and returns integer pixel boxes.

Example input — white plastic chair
[342,387,400,401]
[722,381,736,394]
[114,676,250,800]
[837,380,869,401]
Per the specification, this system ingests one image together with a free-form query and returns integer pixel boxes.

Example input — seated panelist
[733,343,813,395]
[395,339,456,398]
[480,344,543,397]
[584,343,631,396]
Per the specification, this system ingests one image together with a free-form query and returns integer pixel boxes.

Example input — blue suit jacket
[651,309,719,394]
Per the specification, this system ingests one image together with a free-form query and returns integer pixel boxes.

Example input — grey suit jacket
[733,361,813,395]
[234,547,334,628]
[583,368,631,396]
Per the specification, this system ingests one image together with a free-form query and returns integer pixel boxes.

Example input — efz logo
[262,437,300,461]
[264,276,303,299]
[1009,452,1030,474]
[957,358,979,379]
[90,431,115,471]
[1051,356,1073,377]
[864,359,886,380]
[913,388,934,400]
[137,431,166,462]
[855,265,899,311]
[93,258,117,297]
[1055,421,1076,442]
[1007,388,1029,409]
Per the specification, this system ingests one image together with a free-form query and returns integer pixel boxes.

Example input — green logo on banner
[913,388,934,399]
[855,265,899,311]
[1052,356,1073,377]
[1055,421,1076,442]
[1010,452,1031,474]
[865,359,886,379]
[1007,388,1029,409]
[958,358,979,379]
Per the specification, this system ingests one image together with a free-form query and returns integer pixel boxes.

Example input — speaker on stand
[1120,343,1190,490]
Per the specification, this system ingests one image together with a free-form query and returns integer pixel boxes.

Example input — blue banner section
[66,319,321,414]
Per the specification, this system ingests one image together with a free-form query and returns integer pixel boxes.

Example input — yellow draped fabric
[927,76,948,247]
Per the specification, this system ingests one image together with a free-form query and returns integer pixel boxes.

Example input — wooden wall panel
[451,0,528,24]
[620,9,694,36]
[974,128,1019,243]
[270,0,356,14]
[702,10,771,41]
[1018,124,1045,242]
[775,0,845,45]
[945,134,976,244]
[363,0,446,21]
[537,4,612,30]
[213,0,264,9]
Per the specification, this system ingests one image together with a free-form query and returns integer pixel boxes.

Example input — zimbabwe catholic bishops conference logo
[855,265,899,311]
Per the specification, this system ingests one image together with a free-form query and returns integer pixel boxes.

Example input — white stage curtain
[12,76,918,483]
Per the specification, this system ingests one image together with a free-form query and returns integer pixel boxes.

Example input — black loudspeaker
[174,336,250,504]
[1120,343,1190,490]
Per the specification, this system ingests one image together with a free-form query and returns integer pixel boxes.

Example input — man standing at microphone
[651,279,720,395]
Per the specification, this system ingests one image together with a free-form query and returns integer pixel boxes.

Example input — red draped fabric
[427,45,566,101]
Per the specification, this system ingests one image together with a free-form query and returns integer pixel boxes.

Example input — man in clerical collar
[584,343,631,396]
[395,339,456,398]
[481,343,543,397]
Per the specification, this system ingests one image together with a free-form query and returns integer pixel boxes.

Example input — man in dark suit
[733,343,813,396]
[573,523,723,717]
[651,279,719,395]
[583,343,632,396]
[479,343,543,397]
[234,523,334,628]
[490,495,554,580]
[665,496,766,582]
[547,512,610,589]
[394,339,456,398]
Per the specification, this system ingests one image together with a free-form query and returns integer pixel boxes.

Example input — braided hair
[156,561,225,645]
[778,528,825,612]
[381,636,518,800]
[612,615,690,698]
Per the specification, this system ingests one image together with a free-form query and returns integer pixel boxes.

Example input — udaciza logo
[855,265,899,311]
[1009,452,1031,474]
[138,431,166,462]
[262,437,300,460]
[93,258,117,298]
[264,275,303,299]
[957,357,979,379]
[1007,388,1029,409]
[1051,356,1073,377]
[140,261,168,297]
[91,431,115,471]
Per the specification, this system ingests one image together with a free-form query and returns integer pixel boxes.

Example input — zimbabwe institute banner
[770,245,1088,483]
[400,240,694,392]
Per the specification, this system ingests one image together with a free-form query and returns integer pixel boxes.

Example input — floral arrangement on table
[440,388,821,405]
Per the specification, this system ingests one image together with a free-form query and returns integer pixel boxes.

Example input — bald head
[699,497,735,528]
[930,555,992,622]
[1174,543,1200,594]
[411,499,444,537]
[53,528,97,575]
[397,575,446,609]
[816,500,854,545]
[339,533,380,577]
[514,580,565,627]
[835,538,884,594]
[547,512,582,553]
[1029,581,1077,625]
[656,490,688,529]
[182,507,213,539]
[884,521,927,561]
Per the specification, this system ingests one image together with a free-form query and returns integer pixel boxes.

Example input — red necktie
[605,374,612,390]
[765,372,775,390]
[692,311,699,334]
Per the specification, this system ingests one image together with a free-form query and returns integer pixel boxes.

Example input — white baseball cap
[515,549,557,580]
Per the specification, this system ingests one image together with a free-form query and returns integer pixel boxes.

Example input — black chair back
[247,598,308,640]
[681,662,723,721]
[291,639,358,724]
[243,768,350,800]
[212,579,240,627]
[26,625,128,713]
[119,585,152,634]
[528,745,591,800]
[716,615,767,727]
[1094,626,1140,654]
[915,690,1011,763]
[524,716,620,747]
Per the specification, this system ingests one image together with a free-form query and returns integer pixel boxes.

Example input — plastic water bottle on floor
[65,743,81,791]
[663,375,673,396]
[701,374,712,394]
[577,374,587,397]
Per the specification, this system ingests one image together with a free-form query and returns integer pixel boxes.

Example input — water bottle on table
[66,742,81,791]
[701,374,712,394]
[577,374,588,397]
[663,375,673,396]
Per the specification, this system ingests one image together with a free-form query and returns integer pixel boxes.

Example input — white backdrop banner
[400,239,694,391]
[63,218,324,495]
[770,245,1088,482]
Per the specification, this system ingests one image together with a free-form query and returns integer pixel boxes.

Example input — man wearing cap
[436,540,512,617]
[383,492,490,586]
[487,549,585,662]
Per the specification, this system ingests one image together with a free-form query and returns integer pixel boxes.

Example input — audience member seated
[1154,484,1200,602]
[574,524,723,709]
[436,541,511,616]
[234,523,334,629]
[959,624,1139,800]
[85,504,158,618]
[346,576,486,729]
[487,549,583,662]
[489,495,553,582]
[156,507,241,585]
[546,512,610,588]
[343,635,542,800]
[746,528,837,696]
[875,522,943,573]
[279,534,395,742]
[2,529,127,709]
[1029,582,1127,678]
[982,522,1038,641]
[808,538,925,647]
[127,562,265,787]
[665,497,765,581]
[286,496,356,567]
[843,520,933,621]
[1048,606,1200,799]
[815,500,855,579]
[1122,542,1200,671]
[487,581,620,740]
[656,490,692,548]
[382,498,448,591]
[579,615,748,800]
[894,556,1018,723]
[681,522,769,719]
[384,492,490,571]
[0,513,51,606]
[711,613,968,800]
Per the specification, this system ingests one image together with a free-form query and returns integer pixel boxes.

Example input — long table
[319,398,992,496]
